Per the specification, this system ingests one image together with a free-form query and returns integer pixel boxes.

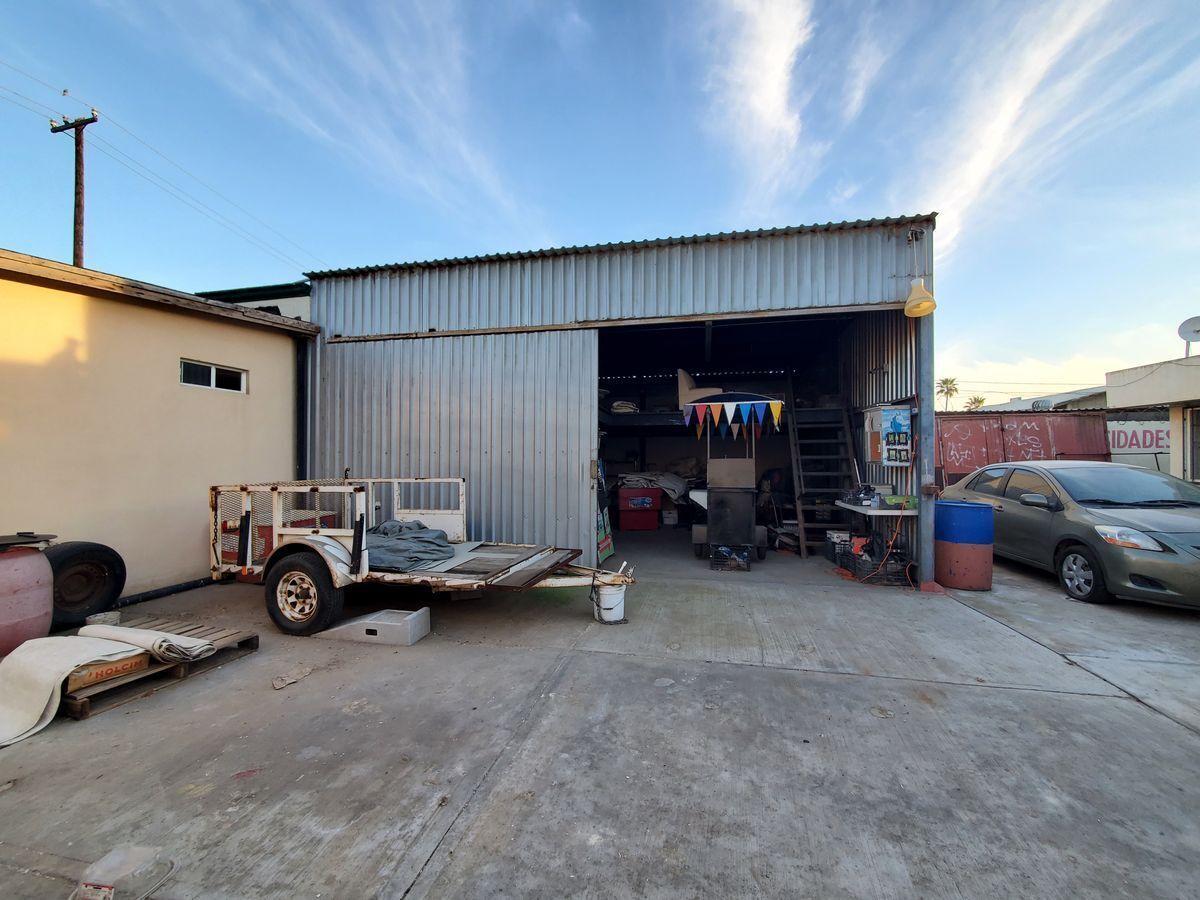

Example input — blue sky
[2,0,1198,405]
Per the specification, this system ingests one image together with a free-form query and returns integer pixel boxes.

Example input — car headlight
[1094,525,1164,551]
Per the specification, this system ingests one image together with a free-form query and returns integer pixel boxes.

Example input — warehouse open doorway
[596,313,858,572]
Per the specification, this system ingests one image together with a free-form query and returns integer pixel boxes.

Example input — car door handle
[994,504,1004,512]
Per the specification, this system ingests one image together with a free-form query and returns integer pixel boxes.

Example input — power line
[88,140,309,271]
[0,90,54,120]
[0,60,328,268]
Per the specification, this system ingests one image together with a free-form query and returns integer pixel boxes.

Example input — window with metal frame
[180,359,247,393]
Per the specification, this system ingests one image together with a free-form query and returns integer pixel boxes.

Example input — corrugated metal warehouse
[303,214,938,579]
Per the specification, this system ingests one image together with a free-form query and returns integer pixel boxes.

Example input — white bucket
[594,584,627,623]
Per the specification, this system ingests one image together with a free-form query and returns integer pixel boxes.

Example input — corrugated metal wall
[839,309,920,552]
[311,225,930,337]
[310,330,598,563]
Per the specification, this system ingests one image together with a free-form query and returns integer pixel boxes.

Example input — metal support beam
[916,310,937,586]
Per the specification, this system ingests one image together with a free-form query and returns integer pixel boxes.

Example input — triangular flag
[682,406,694,426]
[768,401,783,427]
[709,404,722,424]
[693,404,708,425]
[731,422,741,439]
[723,402,739,426]
[738,402,753,425]
[717,419,729,437]
[752,401,768,425]
[695,419,705,439]
[754,423,763,440]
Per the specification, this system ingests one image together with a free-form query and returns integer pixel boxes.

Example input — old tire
[43,541,127,628]
[1056,545,1112,604]
[264,553,344,635]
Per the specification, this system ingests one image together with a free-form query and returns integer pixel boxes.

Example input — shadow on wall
[0,275,297,595]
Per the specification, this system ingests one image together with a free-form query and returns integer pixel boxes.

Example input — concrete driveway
[1,533,1198,898]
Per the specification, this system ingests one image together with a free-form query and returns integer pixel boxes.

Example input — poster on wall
[880,407,913,467]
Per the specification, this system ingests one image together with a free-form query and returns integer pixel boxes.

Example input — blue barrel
[934,500,994,590]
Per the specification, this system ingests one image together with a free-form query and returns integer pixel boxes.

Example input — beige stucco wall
[0,276,298,594]
[1106,357,1200,408]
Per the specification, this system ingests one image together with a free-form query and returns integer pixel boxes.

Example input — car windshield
[1052,466,1200,506]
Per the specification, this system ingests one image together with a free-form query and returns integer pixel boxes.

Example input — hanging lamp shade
[904,277,936,318]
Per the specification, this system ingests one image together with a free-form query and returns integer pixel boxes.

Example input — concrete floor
[2,530,1199,898]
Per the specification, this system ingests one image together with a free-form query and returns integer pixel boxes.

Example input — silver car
[942,461,1200,608]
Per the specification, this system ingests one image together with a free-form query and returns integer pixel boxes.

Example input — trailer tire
[264,553,344,635]
[43,541,127,628]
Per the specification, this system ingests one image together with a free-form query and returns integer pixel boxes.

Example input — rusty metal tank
[0,535,56,655]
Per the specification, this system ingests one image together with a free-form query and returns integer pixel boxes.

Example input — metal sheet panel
[311,222,933,338]
[934,412,1111,485]
[308,330,598,565]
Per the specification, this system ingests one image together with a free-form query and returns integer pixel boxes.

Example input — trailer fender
[266,536,360,589]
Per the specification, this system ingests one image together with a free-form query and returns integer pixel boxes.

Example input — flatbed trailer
[210,477,632,635]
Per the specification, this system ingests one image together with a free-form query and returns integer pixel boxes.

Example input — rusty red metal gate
[935,412,1110,486]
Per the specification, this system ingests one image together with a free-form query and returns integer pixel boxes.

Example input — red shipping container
[618,487,663,510]
[619,509,659,531]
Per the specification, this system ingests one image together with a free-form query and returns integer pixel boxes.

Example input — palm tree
[964,395,986,411]
[936,377,959,411]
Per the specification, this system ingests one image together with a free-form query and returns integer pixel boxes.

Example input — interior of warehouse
[595,310,916,572]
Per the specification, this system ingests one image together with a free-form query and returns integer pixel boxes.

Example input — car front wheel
[1056,545,1112,604]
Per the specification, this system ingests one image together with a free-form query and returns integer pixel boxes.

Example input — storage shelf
[834,499,918,518]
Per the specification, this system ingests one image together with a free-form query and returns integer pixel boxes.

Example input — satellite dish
[1180,316,1200,357]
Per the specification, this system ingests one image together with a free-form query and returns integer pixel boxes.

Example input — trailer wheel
[43,541,127,628]
[264,553,344,635]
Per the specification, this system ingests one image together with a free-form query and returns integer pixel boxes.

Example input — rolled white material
[0,637,141,747]
[77,625,215,664]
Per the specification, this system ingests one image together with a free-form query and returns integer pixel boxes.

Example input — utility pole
[50,111,98,267]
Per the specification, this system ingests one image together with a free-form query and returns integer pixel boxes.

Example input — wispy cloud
[103,0,530,237]
[704,0,824,218]
[841,12,887,124]
[894,0,1193,256]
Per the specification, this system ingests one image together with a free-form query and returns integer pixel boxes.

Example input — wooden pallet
[61,616,259,720]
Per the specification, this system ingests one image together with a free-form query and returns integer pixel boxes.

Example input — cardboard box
[67,653,151,692]
[661,509,679,525]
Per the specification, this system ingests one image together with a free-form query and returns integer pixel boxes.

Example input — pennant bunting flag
[709,404,722,425]
[768,400,783,428]
[695,419,705,439]
[751,401,768,425]
[682,406,693,426]
[737,402,753,425]
[731,422,741,439]
[754,423,763,440]
[717,419,729,437]
[723,402,739,426]
[693,404,708,426]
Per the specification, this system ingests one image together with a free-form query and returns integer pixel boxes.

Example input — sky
[2,0,1198,407]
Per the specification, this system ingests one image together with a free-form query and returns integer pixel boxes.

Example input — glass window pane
[1004,470,1055,500]
[968,467,1009,497]
[214,367,243,391]
[180,360,211,386]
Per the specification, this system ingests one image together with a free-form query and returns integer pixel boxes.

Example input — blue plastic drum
[934,500,994,590]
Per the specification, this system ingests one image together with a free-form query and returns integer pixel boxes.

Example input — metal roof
[305,213,937,279]
[197,280,311,303]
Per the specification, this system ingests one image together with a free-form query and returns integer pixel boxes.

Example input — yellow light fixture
[904,277,936,318]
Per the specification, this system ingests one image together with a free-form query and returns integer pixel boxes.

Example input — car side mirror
[1019,492,1054,509]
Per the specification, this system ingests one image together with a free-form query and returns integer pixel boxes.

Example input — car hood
[1087,505,1200,535]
